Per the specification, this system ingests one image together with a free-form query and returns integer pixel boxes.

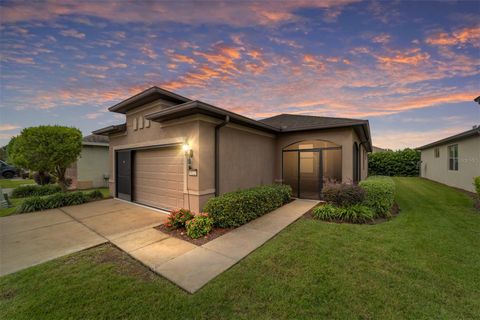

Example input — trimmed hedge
[313,204,375,224]
[359,176,396,218]
[368,148,420,176]
[204,184,292,228]
[12,184,62,198]
[186,214,213,239]
[18,190,104,213]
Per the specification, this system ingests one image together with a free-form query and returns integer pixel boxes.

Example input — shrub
[18,191,88,213]
[165,208,195,229]
[12,184,62,198]
[186,213,213,239]
[203,184,291,228]
[313,204,374,224]
[359,176,395,218]
[321,183,365,207]
[474,176,480,196]
[368,148,420,176]
[87,190,104,200]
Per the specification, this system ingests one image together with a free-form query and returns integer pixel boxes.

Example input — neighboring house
[93,86,372,212]
[417,126,480,192]
[66,135,110,189]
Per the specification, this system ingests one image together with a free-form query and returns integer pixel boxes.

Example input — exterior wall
[274,127,357,183]
[108,99,203,212]
[76,145,109,189]
[218,124,276,194]
[420,136,479,192]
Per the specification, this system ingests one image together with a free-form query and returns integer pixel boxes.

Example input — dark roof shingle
[259,114,368,131]
[83,134,109,143]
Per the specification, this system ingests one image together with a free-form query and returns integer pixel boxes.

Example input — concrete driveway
[0,199,167,276]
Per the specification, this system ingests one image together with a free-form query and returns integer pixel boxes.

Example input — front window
[448,144,458,171]
[434,147,440,158]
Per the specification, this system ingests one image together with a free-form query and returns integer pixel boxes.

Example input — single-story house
[417,126,480,192]
[66,135,110,189]
[94,86,372,212]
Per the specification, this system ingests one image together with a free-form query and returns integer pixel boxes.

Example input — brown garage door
[133,147,184,210]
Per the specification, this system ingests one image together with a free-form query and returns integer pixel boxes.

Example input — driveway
[0,199,167,276]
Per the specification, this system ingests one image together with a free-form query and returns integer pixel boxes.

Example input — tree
[8,126,82,191]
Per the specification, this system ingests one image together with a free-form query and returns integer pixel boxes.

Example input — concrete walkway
[1,198,317,294]
[127,199,318,293]
[0,199,167,276]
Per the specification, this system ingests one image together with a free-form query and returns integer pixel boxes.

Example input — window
[434,147,440,158]
[448,144,458,171]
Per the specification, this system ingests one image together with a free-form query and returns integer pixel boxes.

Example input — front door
[116,150,132,201]
[299,150,321,199]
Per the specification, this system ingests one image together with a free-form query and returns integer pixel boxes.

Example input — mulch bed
[155,224,233,246]
[303,201,401,225]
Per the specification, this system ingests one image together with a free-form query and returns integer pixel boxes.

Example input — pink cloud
[0,124,21,131]
[426,26,480,48]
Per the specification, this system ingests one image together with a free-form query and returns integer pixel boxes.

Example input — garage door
[133,147,184,210]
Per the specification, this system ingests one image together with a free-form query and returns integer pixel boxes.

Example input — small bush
[165,208,195,229]
[204,184,292,228]
[87,190,104,200]
[322,183,365,207]
[474,177,480,196]
[186,213,213,239]
[18,191,88,213]
[359,176,395,218]
[313,204,374,224]
[12,184,62,198]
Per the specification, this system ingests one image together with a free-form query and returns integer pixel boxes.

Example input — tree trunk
[55,166,68,192]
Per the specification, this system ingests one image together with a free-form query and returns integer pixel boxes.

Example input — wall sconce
[183,143,193,169]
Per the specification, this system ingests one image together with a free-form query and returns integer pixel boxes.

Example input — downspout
[215,115,230,196]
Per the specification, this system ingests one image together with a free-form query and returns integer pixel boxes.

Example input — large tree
[8,126,82,190]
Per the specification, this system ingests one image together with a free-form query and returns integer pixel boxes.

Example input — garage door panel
[133,148,184,210]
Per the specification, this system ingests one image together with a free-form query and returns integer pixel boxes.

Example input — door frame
[282,146,342,199]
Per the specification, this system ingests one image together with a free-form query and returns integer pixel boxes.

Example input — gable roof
[92,123,126,136]
[416,127,480,150]
[108,86,191,114]
[83,134,109,144]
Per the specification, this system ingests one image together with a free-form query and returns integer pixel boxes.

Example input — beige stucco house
[418,127,480,192]
[66,135,109,189]
[94,87,371,212]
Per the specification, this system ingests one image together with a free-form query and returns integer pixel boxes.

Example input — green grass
[0,187,110,217]
[0,179,34,189]
[1,178,479,319]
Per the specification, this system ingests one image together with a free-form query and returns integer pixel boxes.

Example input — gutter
[215,115,230,197]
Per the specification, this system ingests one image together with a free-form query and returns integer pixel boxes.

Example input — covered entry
[115,145,185,211]
[282,140,342,199]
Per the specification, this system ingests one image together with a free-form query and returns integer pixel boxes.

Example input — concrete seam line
[58,207,108,241]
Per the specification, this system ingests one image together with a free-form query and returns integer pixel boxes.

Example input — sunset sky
[0,0,479,149]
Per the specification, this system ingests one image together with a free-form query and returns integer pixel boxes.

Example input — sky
[0,0,479,149]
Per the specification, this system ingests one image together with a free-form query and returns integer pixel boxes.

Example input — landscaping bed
[155,224,232,246]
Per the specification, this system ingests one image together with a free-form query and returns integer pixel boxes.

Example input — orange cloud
[377,48,430,65]
[426,26,480,47]
[0,124,21,131]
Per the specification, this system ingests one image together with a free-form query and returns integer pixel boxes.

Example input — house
[66,134,110,189]
[417,126,480,192]
[93,86,372,212]
[372,146,387,153]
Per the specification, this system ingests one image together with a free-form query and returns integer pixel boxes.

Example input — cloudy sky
[0,0,479,149]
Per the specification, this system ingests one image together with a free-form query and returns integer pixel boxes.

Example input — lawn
[0,187,110,217]
[1,178,479,319]
[0,179,34,189]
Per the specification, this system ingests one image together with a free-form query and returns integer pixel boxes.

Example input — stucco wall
[77,145,109,189]
[420,135,479,192]
[274,127,359,183]
[218,124,276,194]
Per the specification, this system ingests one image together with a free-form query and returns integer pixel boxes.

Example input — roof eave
[108,86,191,114]
[92,124,126,136]
[416,128,480,150]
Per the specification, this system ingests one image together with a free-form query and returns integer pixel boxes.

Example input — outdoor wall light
[183,143,193,169]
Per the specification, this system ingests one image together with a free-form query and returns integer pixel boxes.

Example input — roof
[260,114,368,131]
[95,86,373,151]
[416,127,480,150]
[475,96,480,104]
[145,100,279,133]
[108,86,191,114]
[92,123,126,136]
[260,114,372,152]
[83,134,109,144]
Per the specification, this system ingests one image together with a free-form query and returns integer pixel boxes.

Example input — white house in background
[66,135,110,189]
[417,126,480,192]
